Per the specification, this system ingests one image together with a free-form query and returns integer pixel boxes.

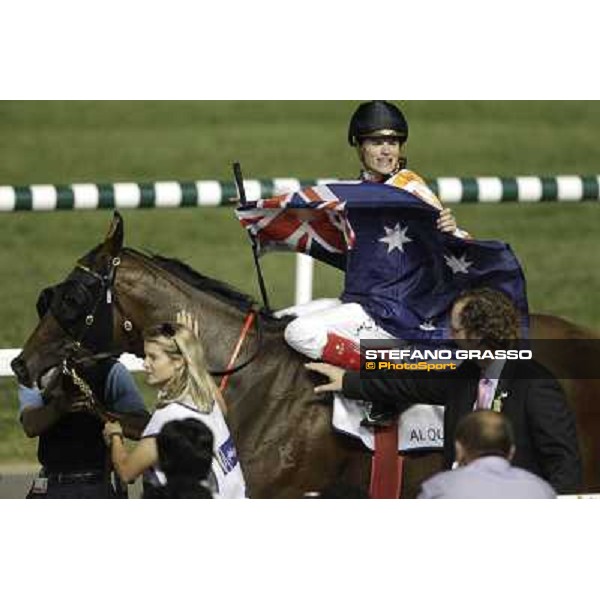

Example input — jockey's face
[143,339,183,388]
[358,136,404,179]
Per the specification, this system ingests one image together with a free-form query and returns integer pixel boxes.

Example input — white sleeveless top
[142,399,246,499]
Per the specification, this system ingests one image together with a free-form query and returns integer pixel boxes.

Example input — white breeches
[280,298,396,359]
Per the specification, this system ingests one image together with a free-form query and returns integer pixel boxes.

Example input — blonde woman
[103,314,246,499]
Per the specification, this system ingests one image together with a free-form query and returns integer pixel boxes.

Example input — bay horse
[11,213,600,497]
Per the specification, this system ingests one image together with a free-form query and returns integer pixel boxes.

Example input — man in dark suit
[306,288,582,495]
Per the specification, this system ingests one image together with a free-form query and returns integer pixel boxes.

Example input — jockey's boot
[321,333,361,371]
[360,401,398,428]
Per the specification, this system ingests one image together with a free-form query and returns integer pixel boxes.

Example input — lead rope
[62,360,96,408]
[62,359,128,498]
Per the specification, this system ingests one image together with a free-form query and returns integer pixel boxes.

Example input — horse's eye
[57,283,93,323]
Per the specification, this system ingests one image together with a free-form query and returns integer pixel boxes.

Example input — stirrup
[360,403,397,428]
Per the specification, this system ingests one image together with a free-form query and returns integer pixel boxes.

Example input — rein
[218,309,258,391]
[61,358,98,409]
[59,355,129,498]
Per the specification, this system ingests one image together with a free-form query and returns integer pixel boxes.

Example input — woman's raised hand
[177,309,199,337]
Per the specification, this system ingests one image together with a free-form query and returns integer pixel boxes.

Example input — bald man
[418,411,556,499]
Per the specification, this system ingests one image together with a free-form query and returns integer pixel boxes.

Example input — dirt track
[0,466,36,498]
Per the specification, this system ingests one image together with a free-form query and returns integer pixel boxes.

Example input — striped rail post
[1,175,600,211]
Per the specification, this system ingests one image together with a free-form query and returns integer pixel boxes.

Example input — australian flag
[235,182,529,340]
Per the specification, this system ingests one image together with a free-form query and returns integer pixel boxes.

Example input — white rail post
[294,254,314,306]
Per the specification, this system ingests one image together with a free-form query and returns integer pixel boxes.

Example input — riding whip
[233,162,272,312]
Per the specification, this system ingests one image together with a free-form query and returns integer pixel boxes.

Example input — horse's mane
[153,253,257,310]
[123,248,288,325]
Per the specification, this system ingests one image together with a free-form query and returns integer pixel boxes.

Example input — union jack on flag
[235,183,359,270]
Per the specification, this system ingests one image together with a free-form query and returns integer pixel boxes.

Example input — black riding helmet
[348,100,409,146]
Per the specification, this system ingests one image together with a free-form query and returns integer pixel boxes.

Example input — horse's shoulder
[530,313,600,339]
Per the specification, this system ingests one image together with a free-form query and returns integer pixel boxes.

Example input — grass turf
[1,100,599,465]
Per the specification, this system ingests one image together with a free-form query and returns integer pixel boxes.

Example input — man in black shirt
[19,358,149,499]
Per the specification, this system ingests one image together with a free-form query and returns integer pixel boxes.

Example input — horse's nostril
[10,357,31,387]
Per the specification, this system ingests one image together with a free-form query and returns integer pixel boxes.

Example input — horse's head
[11,212,126,389]
[13,209,282,417]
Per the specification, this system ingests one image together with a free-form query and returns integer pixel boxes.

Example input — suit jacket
[418,456,556,499]
[343,360,583,494]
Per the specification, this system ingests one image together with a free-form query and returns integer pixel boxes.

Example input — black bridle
[39,256,131,365]
[39,251,263,379]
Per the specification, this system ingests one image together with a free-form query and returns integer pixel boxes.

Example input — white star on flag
[444,252,473,274]
[379,223,412,254]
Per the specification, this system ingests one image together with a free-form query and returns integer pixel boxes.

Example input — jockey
[282,101,468,376]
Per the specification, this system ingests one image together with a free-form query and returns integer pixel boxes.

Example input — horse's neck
[196,294,256,359]
[158,284,254,366]
[118,256,270,361]
[117,255,307,391]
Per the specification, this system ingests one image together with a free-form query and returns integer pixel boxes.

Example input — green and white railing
[1,175,600,211]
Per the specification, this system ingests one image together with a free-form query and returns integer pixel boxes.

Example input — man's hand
[43,371,87,414]
[305,362,345,394]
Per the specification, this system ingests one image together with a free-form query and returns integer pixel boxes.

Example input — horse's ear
[102,211,124,257]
